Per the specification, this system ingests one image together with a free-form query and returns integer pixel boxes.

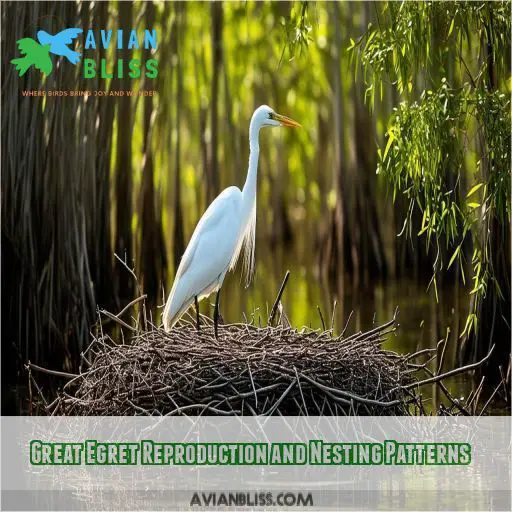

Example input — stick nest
[48,311,421,416]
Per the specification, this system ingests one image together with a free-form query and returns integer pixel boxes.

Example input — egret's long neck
[242,120,260,208]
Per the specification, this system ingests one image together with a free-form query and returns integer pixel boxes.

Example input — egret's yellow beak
[275,113,302,128]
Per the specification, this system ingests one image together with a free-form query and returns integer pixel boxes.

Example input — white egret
[163,105,301,336]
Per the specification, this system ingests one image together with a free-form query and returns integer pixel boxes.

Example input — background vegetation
[2,1,510,413]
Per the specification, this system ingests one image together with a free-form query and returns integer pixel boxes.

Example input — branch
[99,309,136,332]
[25,361,77,379]
[268,270,290,325]
[401,344,495,391]
[115,294,147,318]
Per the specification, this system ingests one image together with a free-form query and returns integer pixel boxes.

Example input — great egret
[163,105,301,336]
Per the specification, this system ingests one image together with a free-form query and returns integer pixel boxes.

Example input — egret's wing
[17,38,40,56]
[174,187,239,280]
[53,28,83,44]
[163,187,243,329]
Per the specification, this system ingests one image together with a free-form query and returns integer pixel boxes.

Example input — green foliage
[476,89,511,224]
[352,1,511,104]
[378,83,510,334]
[378,81,466,247]
[278,1,313,66]
[357,1,511,339]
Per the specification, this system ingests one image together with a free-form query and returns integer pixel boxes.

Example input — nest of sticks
[29,275,496,416]
[47,313,414,415]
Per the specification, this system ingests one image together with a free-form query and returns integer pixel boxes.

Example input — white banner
[1,416,510,510]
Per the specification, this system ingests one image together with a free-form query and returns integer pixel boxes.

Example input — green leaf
[366,30,376,46]
[466,183,483,198]
[448,245,461,269]
[383,131,395,161]
[467,202,480,209]
[461,313,476,337]
[448,18,455,37]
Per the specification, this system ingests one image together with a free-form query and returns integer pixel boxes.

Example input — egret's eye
[268,112,274,120]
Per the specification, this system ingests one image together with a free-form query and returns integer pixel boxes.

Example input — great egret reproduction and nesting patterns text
[163,105,301,336]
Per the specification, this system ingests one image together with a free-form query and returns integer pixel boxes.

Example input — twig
[114,252,138,282]
[300,373,404,407]
[437,328,450,375]
[263,378,296,416]
[317,305,326,331]
[471,377,486,414]
[400,345,495,391]
[268,270,290,325]
[479,381,502,416]
[340,311,354,338]
[99,309,136,332]
[115,295,148,318]
[410,362,470,416]
[26,361,78,379]
[467,376,485,412]
[330,299,337,331]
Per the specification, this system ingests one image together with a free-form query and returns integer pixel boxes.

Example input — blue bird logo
[36,28,83,65]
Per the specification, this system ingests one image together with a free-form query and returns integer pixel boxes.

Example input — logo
[11,28,82,77]
[11,28,158,79]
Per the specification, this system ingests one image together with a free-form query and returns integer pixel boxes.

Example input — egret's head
[252,105,301,130]
[37,31,51,45]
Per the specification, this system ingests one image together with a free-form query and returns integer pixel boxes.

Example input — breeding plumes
[163,105,300,336]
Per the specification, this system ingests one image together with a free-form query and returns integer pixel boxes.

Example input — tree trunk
[140,1,166,299]
[209,1,223,203]
[223,52,241,185]
[172,2,185,273]
[331,1,345,295]
[115,1,134,302]
[1,2,111,410]
[270,76,293,245]
[349,2,388,282]
[93,1,115,308]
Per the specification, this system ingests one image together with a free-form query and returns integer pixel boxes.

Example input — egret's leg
[214,290,221,339]
[195,296,200,331]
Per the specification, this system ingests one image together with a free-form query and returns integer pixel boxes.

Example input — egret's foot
[195,296,200,332]
[213,308,222,340]
[213,290,221,340]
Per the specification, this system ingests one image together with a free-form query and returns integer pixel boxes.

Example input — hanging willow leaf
[448,244,461,269]
[383,130,395,161]
[466,183,484,198]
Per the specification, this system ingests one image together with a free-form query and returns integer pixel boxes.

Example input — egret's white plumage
[163,105,300,331]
